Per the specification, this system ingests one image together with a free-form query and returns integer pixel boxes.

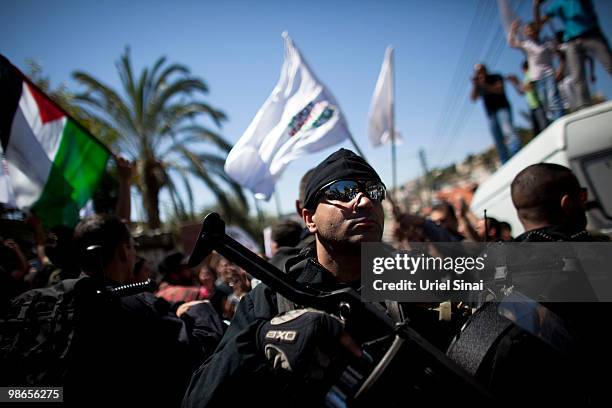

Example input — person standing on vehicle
[471,64,523,164]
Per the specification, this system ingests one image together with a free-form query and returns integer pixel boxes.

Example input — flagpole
[273,191,283,218]
[389,47,398,202]
[347,134,367,161]
[253,194,265,232]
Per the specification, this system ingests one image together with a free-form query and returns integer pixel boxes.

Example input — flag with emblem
[224,32,351,199]
[0,55,110,227]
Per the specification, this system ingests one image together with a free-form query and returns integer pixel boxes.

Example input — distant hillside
[390,127,536,214]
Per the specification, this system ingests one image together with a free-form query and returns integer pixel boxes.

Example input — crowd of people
[472,0,611,163]
[1,144,608,406]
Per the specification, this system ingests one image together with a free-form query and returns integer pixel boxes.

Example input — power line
[432,0,488,142]
[434,28,506,166]
[430,0,497,163]
[433,0,528,168]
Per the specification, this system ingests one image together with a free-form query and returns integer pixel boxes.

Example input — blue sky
[2,0,612,221]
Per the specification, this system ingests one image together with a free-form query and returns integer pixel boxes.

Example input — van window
[582,151,612,219]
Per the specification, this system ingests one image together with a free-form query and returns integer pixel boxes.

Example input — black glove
[256,308,345,380]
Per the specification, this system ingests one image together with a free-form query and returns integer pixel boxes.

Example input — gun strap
[275,253,312,314]
[277,294,296,314]
[446,302,512,376]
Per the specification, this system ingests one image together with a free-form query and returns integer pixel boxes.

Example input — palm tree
[72,48,247,229]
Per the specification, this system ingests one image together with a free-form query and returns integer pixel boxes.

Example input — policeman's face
[305,190,384,247]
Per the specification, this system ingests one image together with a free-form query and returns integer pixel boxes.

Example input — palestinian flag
[0,55,110,227]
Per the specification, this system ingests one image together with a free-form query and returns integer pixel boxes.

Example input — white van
[470,101,612,237]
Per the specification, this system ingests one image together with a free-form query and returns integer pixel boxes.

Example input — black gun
[189,213,492,406]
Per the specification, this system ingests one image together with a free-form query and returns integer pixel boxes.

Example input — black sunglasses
[315,179,386,204]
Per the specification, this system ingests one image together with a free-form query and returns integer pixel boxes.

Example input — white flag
[368,47,402,147]
[497,0,520,37]
[224,32,351,199]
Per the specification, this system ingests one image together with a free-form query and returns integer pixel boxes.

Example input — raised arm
[533,0,550,30]
[470,76,481,101]
[506,74,526,95]
[508,20,522,49]
[455,199,481,242]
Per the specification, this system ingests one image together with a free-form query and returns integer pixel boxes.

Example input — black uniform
[514,226,609,406]
[1,275,225,407]
[450,226,609,406]
[183,242,475,408]
[182,247,375,408]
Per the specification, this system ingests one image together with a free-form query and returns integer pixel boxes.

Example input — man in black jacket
[1,214,224,407]
[182,149,386,408]
[455,163,606,405]
[512,163,606,404]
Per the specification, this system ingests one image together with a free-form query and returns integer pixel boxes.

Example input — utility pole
[418,148,432,207]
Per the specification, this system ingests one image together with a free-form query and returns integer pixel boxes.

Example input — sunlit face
[524,24,537,40]
[476,219,486,237]
[474,64,487,81]
[500,227,513,242]
[306,191,384,247]
[430,208,458,233]
[199,266,215,290]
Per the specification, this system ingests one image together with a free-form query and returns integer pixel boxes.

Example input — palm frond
[134,67,148,128]
[147,78,210,124]
[117,47,138,111]
[144,57,166,110]
[196,153,249,210]
[165,175,187,219]
[159,128,232,158]
[175,125,232,152]
[177,147,234,215]
[155,102,227,140]
[152,63,192,93]
[148,56,168,88]
[72,74,140,137]
[168,165,196,217]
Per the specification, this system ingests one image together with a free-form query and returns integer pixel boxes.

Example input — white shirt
[520,39,557,81]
